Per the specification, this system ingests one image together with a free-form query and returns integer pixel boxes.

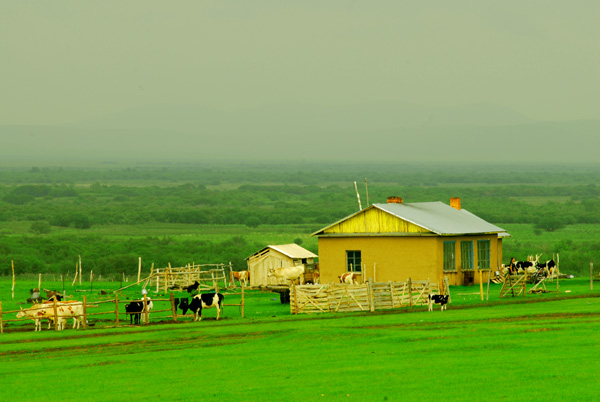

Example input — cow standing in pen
[339,272,360,285]
[268,266,305,285]
[189,293,224,321]
[232,270,250,287]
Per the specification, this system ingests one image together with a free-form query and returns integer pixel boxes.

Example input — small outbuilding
[312,197,509,286]
[246,243,318,286]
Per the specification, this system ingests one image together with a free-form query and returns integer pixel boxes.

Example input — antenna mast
[354,181,362,210]
[364,177,369,207]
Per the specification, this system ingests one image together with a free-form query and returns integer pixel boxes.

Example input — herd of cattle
[15,282,226,331]
[15,264,460,331]
[500,254,557,279]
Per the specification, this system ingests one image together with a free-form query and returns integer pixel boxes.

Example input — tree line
[0,163,598,277]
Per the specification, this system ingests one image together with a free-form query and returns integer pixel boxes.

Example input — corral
[290,279,444,314]
[1,283,599,402]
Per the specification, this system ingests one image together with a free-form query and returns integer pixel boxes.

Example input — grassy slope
[1,278,600,401]
[1,295,599,401]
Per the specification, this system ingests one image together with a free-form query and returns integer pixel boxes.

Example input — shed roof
[246,243,318,260]
[313,201,509,237]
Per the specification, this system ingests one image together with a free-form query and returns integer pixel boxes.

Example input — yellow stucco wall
[318,234,502,286]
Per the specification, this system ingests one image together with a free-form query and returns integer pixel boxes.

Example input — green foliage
[0,163,599,277]
[29,221,51,234]
[244,216,261,228]
[534,215,566,232]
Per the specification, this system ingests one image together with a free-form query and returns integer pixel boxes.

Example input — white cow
[16,301,84,331]
[268,266,305,285]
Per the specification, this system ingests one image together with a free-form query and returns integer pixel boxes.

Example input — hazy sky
[2,1,599,126]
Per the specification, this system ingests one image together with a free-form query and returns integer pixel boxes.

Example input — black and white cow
[189,293,224,321]
[183,281,200,294]
[125,301,144,325]
[536,259,556,277]
[427,294,449,312]
[125,298,153,325]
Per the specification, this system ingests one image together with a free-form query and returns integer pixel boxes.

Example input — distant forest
[0,162,598,277]
[1,163,599,229]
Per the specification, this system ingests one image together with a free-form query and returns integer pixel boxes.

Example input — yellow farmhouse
[312,197,509,286]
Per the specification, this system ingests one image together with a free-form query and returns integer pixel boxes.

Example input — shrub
[30,221,51,234]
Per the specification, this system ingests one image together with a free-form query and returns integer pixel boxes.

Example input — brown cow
[338,272,360,285]
[232,270,250,286]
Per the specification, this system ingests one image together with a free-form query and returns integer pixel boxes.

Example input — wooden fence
[0,288,245,334]
[151,263,231,293]
[290,279,442,315]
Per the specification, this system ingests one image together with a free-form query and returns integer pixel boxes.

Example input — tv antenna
[354,181,362,210]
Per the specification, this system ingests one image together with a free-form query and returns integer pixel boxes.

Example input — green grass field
[1,278,600,401]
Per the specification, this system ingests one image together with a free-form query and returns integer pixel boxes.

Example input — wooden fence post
[0,301,3,334]
[241,284,245,318]
[486,269,491,301]
[73,263,79,286]
[143,293,148,324]
[369,279,375,312]
[11,261,15,300]
[53,297,59,331]
[170,293,178,322]
[479,269,484,301]
[293,285,299,315]
[408,277,412,307]
[444,276,451,303]
[590,262,594,291]
[156,268,160,293]
[82,296,87,330]
[115,294,120,327]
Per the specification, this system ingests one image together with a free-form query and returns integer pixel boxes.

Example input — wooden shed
[246,243,318,287]
[312,197,509,286]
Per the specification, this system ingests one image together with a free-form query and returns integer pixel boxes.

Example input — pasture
[1,278,599,401]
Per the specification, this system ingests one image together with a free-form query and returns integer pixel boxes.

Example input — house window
[461,241,474,271]
[443,241,455,272]
[346,251,362,272]
[478,240,491,270]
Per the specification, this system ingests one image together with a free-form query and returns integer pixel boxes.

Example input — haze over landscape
[1,2,598,165]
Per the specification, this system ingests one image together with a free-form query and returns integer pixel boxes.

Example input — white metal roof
[247,243,318,260]
[375,202,506,235]
[313,201,508,237]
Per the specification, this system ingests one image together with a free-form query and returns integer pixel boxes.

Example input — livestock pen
[150,263,231,292]
[0,286,246,334]
[290,278,445,314]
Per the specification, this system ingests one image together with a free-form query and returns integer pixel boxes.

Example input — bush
[244,216,261,228]
[30,221,51,234]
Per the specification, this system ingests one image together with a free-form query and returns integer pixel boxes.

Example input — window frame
[346,250,362,272]
[477,240,491,270]
[461,241,474,271]
[443,241,456,272]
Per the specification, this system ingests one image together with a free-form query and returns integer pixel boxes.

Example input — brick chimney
[387,196,403,204]
[450,197,461,210]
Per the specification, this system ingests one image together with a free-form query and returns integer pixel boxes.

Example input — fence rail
[0,287,245,334]
[290,279,443,315]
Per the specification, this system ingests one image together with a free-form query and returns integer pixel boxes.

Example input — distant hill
[1,102,598,164]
